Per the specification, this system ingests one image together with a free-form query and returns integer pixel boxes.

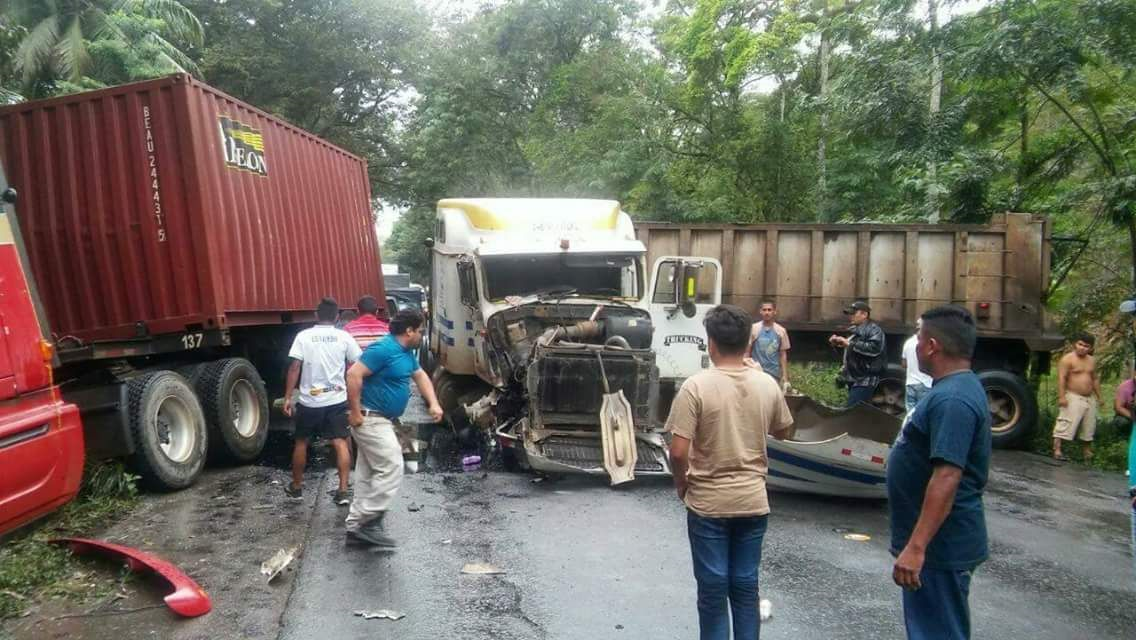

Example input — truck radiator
[540,436,666,473]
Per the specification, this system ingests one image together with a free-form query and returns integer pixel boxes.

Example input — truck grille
[540,437,666,473]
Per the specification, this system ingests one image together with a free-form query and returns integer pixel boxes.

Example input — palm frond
[120,0,205,48]
[14,16,60,83]
[55,15,91,81]
[143,31,201,76]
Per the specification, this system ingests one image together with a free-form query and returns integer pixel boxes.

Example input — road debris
[759,599,772,621]
[261,546,301,582]
[843,533,871,542]
[353,609,406,621]
[441,539,452,545]
[461,562,505,575]
[408,503,423,512]
[51,537,212,618]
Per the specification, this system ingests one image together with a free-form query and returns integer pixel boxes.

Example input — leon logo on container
[218,116,268,176]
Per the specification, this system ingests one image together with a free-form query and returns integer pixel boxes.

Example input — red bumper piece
[51,537,212,617]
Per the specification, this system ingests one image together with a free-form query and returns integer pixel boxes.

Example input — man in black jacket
[829,300,887,407]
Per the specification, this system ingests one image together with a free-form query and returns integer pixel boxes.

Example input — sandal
[1053,453,1069,462]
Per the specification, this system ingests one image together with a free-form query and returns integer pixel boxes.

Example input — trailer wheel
[871,364,907,417]
[196,358,269,463]
[127,371,207,490]
[979,370,1037,449]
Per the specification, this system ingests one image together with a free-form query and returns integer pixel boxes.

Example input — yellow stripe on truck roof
[438,198,622,232]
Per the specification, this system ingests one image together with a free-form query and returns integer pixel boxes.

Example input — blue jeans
[687,510,769,640]
[901,566,974,639]
[905,383,930,414]
[848,384,875,408]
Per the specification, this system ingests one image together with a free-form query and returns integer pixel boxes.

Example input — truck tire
[978,370,1037,449]
[871,364,907,417]
[127,371,207,490]
[176,363,207,385]
[195,358,269,463]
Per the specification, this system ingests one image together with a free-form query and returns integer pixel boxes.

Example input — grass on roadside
[787,361,1129,474]
[0,460,139,619]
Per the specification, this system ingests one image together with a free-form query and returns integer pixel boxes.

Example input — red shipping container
[0,74,383,347]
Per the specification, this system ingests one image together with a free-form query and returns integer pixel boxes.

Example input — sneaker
[285,483,303,499]
[346,526,397,548]
[333,489,350,506]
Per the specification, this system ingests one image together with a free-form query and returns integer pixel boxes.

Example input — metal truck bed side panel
[635,214,1055,343]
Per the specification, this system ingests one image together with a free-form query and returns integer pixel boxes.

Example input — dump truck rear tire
[871,364,907,417]
[126,371,207,490]
[196,358,269,463]
[979,370,1036,449]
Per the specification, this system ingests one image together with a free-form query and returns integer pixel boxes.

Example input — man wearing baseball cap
[829,300,887,407]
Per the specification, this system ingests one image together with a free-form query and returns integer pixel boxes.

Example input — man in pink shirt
[344,295,389,350]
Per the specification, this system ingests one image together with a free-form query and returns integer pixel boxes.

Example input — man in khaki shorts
[1053,333,1101,462]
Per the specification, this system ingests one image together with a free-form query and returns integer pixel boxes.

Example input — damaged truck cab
[428,199,715,482]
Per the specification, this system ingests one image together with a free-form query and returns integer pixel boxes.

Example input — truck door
[0,313,18,400]
[646,257,723,382]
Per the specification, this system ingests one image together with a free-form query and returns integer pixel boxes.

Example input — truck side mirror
[678,262,702,308]
[1,188,15,204]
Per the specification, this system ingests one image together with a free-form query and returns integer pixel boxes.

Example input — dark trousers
[687,510,769,640]
[901,566,974,639]
[848,384,875,407]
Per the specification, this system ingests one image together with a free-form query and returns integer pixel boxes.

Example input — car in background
[386,286,432,371]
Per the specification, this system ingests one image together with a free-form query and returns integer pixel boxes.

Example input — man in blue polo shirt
[887,305,991,639]
[344,308,442,548]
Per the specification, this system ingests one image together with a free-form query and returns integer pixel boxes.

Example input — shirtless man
[1053,333,1102,462]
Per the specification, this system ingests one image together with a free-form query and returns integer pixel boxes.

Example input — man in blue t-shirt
[887,305,991,640]
[344,308,442,548]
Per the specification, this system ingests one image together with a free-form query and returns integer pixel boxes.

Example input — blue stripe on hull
[768,447,885,485]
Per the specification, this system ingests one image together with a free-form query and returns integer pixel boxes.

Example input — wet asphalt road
[6,444,1135,639]
[278,453,1136,640]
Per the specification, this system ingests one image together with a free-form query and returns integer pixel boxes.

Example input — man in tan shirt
[1053,333,1102,462]
[667,304,794,640]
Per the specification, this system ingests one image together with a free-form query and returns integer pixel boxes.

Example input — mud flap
[600,389,638,486]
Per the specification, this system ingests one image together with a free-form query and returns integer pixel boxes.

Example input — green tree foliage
[181,0,429,194]
[8,0,202,97]
[3,0,1136,337]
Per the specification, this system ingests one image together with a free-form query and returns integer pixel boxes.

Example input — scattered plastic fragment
[50,538,212,618]
[461,562,505,575]
[353,609,405,621]
[759,599,772,621]
[408,503,422,512]
[843,534,871,542]
[261,546,301,582]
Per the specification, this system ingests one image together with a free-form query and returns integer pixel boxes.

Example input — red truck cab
[0,172,85,535]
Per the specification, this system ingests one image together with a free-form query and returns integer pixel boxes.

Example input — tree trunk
[818,28,830,215]
[926,0,942,222]
[779,74,787,123]
[1015,85,1029,209]
[1129,211,1136,293]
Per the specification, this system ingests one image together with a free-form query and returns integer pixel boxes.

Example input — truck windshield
[482,253,642,301]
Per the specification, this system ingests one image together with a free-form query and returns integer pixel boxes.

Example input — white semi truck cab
[427,198,721,483]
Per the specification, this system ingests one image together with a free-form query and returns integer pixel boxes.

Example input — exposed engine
[461,304,668,478]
